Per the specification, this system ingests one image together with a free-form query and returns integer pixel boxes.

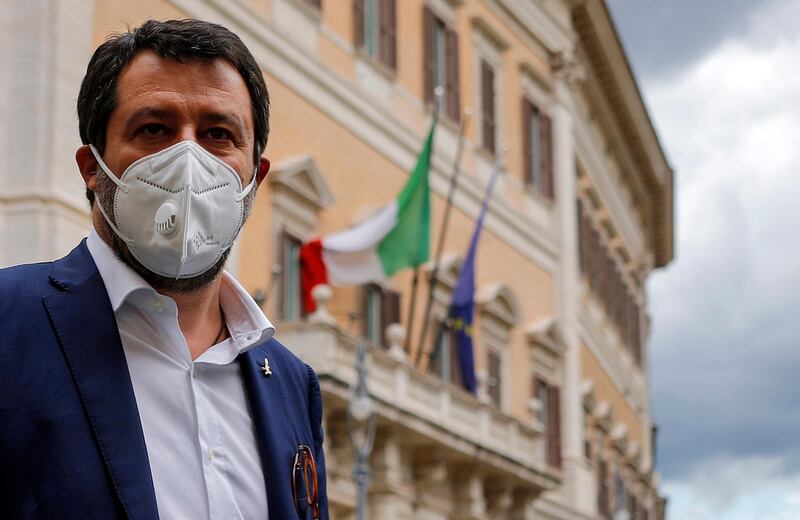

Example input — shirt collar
[86,229,153,312]
[86,229,276,359]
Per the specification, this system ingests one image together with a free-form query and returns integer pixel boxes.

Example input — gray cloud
[616,0,800,489]
[606,0,783,80]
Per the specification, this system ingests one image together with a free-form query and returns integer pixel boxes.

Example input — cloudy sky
[606,0,800,518]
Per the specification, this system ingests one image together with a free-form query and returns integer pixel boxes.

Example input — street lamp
[346,315,377,520]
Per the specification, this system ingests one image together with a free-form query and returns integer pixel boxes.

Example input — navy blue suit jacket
[0,240,328,519]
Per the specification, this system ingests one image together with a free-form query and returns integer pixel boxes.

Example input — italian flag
[300,122,435,311]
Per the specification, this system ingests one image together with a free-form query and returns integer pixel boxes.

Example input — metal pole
[403,87,443,356]
[413,110,471,367]
[347,315,376,520]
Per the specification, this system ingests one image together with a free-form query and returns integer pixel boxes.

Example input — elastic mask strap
[89,144,129,193]
[235,167,259,202]
[94,191,135,244]
[89,144,134,243]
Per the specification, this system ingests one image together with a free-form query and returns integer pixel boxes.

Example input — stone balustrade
[278,285,561,519]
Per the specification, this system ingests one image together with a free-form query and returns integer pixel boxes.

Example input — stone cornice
[571,0,674,268]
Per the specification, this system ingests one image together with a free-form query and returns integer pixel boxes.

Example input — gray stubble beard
[94,169,257,294]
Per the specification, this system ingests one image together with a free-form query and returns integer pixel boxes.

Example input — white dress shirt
[87,230,273,520]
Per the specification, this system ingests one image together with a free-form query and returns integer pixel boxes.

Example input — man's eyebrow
[123,107,174,128]
[201,112,247,136]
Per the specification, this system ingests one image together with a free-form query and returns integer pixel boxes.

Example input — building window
[362,283,401,347]
[423,6,460,121]
[354,0,396,70]
[428,318,463,387]
[577,197,643,365]
[280,231,303,321]
[534,376,562,468]
[522,98,553,199]
[614,471,626,517]
[479,59,496,154]
[598,459,611,519]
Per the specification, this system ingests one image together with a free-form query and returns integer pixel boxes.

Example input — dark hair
[77,19,270,206]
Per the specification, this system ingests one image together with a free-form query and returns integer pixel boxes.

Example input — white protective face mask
[90,141,257,279]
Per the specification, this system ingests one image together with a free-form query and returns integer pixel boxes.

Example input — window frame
[423,5,460,121]
[361,282,400,347]
[279,230,304,322]
[354,0,397,71]
[522,97,554,199]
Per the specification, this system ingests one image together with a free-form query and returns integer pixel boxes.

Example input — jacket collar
[44,240,160,520]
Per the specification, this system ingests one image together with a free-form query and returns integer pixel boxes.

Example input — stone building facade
[0,0,672,518]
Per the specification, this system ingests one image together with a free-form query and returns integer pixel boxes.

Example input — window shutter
[540,112,554,199]
[577,199,585,273]
[548,384,562,467]
[481,60,495,153]
[378,0,389,65]
[423,6,435,104]
[386,0,397,70]
[428,319,445,376]
[361,284,371,339]
[381,288,400,347]
[354,0,365,48]
[445,26,460,121]
[522,99,532,186]
[488,350,501,406]
[598,458,609,517]
[448,327,463,386]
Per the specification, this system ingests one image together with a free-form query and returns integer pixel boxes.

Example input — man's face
[104,50,257,187]
[85,50,264,292]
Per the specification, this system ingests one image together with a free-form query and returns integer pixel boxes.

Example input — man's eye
[207,128,232,141]
[140,123,167,136]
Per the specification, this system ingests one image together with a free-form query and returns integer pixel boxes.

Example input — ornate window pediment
[269,155,335,212]
[477,283,521,328]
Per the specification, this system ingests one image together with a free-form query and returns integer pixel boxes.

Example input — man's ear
[255,156,271,187]
[76,145,99,192]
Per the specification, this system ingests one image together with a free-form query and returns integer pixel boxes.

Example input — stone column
[369,430,414,519]
[551,57,594,514]
[0,0,95,267]
[451,467,487,520]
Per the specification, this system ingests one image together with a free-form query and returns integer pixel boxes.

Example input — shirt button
[207,448,215,462]
[153,300,165,312]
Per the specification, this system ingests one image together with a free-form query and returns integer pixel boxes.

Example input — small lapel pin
[261,357,273,377]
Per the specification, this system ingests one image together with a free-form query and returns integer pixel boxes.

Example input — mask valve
[155,200,179,236]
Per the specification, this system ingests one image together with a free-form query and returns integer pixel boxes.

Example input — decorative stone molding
[593,400,612,433]
[268,154,335,210]
[625,441,641,467]
[526,317,567,358]
[477,283,522,328]
[610,423,629,454]
[550,50,587,87]
[269,154,335,252]
[581,379,596,412]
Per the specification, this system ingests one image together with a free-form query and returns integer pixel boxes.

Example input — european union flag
[449,167,500,394]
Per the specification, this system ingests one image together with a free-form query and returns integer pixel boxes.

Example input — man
[0,19,327,519]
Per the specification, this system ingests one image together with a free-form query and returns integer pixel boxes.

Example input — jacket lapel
[240,344,298,518]
[43,240,159,520]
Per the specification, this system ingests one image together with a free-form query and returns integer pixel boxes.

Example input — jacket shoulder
[0,261,57,308]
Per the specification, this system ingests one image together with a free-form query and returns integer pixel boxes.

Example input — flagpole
[413,108,472,368]
[403,87,443,357]
[415,149,504,369]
